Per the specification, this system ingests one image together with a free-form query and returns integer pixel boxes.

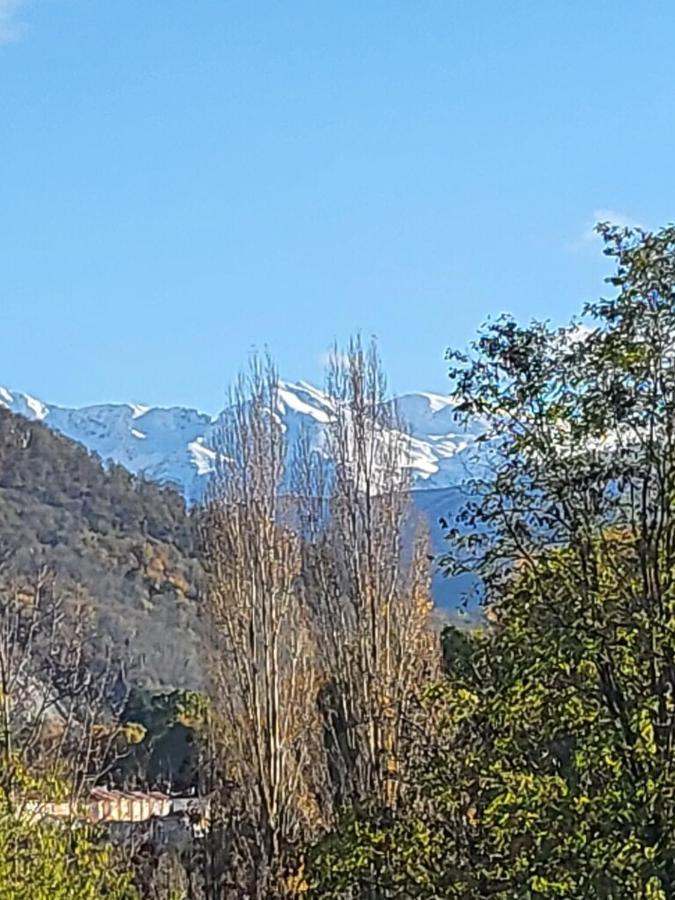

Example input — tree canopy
[307,224,675,898]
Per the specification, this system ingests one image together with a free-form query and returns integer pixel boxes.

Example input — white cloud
[582,209,643,242]
[591,209,642,229]
[565,209,644,253]
[0,0,26,44]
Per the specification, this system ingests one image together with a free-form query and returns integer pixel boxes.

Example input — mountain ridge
[0,382,486,505]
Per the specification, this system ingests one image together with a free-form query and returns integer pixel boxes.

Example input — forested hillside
[0,407,203,690]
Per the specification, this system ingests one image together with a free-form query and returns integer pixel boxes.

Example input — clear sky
[1,1,673,413]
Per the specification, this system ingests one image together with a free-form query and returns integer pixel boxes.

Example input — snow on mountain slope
[0,381,487,500]
[0,387,215,502]
[0,382,487,610]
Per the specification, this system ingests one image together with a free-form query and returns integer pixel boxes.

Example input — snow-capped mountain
[0,382,487,613]
[0,382,485,503]
[0,386,215,503]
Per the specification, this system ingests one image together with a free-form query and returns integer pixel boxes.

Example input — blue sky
[1,1,673,413]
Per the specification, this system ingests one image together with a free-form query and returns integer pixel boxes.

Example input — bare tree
[295,336,438,815]
[199,343,438,896]
[0,561,140,900]
[0,565,121,809]
[200,355,323,898]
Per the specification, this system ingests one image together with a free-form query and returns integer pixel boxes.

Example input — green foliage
[307,810,446,898]
[0,762,137,900]
[114,687,208,791]
[123,687,208,733]
[440,624,479,680]
[307,224,675,897]
[0,814,138,899]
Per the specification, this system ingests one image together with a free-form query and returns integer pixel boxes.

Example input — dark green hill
[0,407,204,690]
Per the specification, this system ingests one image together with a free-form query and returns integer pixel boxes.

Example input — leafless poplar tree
[295,336,438,815]
[200,343,438,896]
[200,355,323,898]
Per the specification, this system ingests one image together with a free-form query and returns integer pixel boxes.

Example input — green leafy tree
[114,687,208,791]
[0,761,138,900]
[436,222,675,897]
[308,223,675,898]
